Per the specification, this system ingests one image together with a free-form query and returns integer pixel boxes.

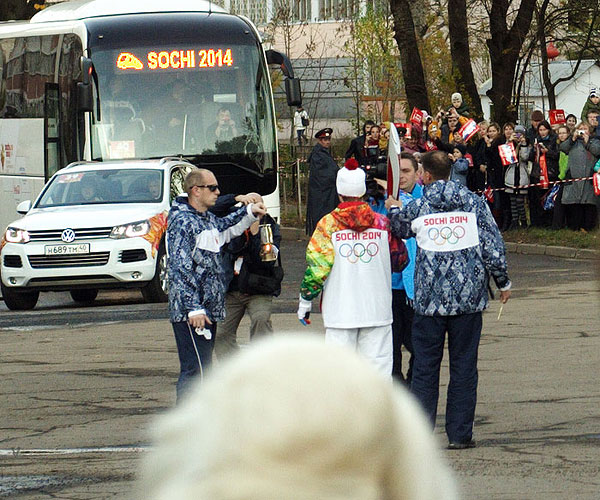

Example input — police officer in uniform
[306,128,339,236]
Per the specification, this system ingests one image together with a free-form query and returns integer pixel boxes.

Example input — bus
[0,0,301,234]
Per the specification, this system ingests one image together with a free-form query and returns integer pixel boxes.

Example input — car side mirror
[16,200,32,214]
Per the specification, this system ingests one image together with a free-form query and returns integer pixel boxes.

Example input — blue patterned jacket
[167,196,257,323]
[389,180,510,316]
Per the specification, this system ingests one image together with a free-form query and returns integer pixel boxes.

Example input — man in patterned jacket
[386,150,511,450]
[298,159,408,376]
[167,168,266,401]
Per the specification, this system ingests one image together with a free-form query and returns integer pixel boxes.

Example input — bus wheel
[1,282,39,310]
[141,242,168,303]
[70,289,98,303]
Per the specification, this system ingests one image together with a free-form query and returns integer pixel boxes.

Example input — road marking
[0,446,150,456]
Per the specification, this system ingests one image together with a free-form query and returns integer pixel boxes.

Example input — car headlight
[5,227,30,243]
[110,220,151,239]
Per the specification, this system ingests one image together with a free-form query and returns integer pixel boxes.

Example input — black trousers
[391,289,414,383]
[564,204,598,231]
[172,320,216,403]
[529,186,552,227]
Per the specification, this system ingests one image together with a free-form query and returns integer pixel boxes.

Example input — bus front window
[89,44,275,171]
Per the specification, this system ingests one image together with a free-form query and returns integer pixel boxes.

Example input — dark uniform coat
[305,143,339,235]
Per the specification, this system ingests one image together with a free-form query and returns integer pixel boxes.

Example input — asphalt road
[1,230,595,327]
[1,235,599,499]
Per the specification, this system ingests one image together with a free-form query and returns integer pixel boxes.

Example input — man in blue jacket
[387,150,511,450]
[167,168,266,401]
[391,153,423,384]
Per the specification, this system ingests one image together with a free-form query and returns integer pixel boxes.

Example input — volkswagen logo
[61,228,76,243]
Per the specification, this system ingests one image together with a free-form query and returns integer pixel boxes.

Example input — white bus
[0,0,301,235]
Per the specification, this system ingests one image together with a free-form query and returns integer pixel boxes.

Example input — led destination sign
[116,49,234,71]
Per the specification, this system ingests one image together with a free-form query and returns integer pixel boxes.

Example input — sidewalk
[281,226,600,260]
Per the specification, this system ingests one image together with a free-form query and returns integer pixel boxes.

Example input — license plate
[44,243,90,255]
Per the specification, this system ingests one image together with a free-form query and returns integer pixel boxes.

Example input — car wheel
[0,281,39,310]
[141,241,168,303]
[69,289,98,303]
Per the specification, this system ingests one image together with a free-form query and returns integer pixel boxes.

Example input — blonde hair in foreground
[138,335,457,500]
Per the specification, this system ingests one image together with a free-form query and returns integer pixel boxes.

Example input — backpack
[301,115,309,127]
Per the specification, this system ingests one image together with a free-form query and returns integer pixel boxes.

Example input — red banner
[498,142,517,166]
[593,172,600,196]
[394,123,412,139]
[483,185,494,203]
[410,108,423,125]
[539,153,549,188]
[549,109,566,125]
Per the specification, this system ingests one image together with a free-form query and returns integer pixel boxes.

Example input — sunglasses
[195,184,220,192]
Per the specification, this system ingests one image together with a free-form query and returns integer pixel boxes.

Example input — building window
[291,0,311,21]
[229,0,269,25]
[319,0,359,20]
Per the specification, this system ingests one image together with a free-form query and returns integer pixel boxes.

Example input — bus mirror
[77,82,93,112]
[285,78,302,107]
[16,200,32,214]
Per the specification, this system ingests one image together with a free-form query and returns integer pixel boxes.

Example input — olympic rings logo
[427,225,465,245]
[339,242,380,263]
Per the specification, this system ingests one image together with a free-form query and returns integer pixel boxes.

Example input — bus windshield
[89,43,275,171]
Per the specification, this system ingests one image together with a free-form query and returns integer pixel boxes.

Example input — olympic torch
[259,224,277,262]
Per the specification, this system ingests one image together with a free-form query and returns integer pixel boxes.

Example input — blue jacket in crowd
[450,158,469,186]
[392,183,423,300]
[166,196,258,323]
[389,180,510,316]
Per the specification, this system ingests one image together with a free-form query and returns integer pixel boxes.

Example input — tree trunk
[447,0,483,120]
[486,0,536,126]
[389,0,430,112]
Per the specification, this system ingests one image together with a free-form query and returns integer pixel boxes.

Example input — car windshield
[36,169,164,208]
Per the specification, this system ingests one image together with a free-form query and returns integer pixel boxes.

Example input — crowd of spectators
[344,89,600,232]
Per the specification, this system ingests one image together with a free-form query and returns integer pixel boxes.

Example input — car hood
[8,204,167,230]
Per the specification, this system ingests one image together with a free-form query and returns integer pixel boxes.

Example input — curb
[504,241,599,260]
[284,227,599,260]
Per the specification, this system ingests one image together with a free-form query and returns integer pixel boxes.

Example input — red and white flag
[458,119,479,142]
[498,142,517,166]
[410,108,423,125]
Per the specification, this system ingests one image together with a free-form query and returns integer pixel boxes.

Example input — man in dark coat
[306,128,339,235]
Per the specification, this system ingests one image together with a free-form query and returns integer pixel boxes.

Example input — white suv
[0,158,196,310]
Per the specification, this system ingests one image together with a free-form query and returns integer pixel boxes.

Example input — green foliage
[503,227,600,250]
[420,29,455,114]
[341,6,404,123]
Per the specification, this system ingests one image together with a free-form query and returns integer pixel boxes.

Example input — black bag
[301,116,309,127]
[237,255,284,296]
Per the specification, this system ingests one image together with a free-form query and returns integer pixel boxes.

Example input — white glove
[297,295,312,326]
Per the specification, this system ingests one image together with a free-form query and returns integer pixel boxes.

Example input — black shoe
[447,439,476,450]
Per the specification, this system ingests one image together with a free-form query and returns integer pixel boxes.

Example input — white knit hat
[336,158,366,197]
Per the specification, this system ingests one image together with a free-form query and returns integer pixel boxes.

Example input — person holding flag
[528,120,559,227]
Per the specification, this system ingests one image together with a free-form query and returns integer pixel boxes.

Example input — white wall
[480,64,600,124]
[555,66,600,121]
